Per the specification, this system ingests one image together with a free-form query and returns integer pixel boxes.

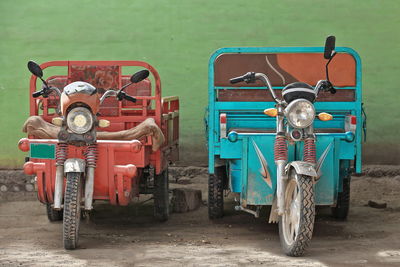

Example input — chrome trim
[84,167,95,210]
[64,158,86,173]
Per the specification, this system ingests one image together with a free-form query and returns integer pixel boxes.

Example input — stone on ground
[171,188,202,213]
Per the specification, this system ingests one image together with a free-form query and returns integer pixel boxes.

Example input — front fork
[275,111,287,215]
[53,143,97,211]
[274,115,316,215]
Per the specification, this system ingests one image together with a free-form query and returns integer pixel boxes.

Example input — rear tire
[63,172,82,250]
[279,170,315,257]
[154,169,169,222]
[331,160,351,220]
[208,170,224,219]
[46,203,63,222]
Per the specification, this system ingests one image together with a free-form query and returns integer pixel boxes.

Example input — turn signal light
[318,112,333,121]
[52,117,63,126]
[98,119,110,128]
[264,108,278,117]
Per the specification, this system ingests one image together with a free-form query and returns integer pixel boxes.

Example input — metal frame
[21,60,179,206]
[208,47,363,174]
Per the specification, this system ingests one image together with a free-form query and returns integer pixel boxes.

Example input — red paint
[220,113,227,123]
[350,115,357,125]
[21,61,179,206]
[303,138,316,164]
[18,138,30,152]
[274,136,288,161]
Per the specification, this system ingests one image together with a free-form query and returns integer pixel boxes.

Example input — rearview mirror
[130,70,149,83]
[27,60,43,78]
[324,36,336,59]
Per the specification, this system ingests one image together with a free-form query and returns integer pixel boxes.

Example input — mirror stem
[325,51,336,81]
[119,82,132,92]
[39,76,50,90]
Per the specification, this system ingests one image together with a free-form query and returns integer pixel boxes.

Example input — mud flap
[268,197,279,223]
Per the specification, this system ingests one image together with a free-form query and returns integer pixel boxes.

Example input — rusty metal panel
[214,53,356,87]
[218,89,355,102]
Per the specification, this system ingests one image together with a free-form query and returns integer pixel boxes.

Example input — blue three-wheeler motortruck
[206,36,366,256]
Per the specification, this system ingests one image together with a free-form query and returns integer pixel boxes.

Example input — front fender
[64,158,86,173]
[285,161,317,177]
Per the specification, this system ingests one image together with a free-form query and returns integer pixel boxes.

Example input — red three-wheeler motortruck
[18,60,179,249]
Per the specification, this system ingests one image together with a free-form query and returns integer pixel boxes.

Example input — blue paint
[207,46,364,206]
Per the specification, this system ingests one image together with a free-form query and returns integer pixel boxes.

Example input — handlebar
[230,72,280,103]
[32,90,44,98]
[229,76,244,84]
[230,72,337,103]
[315,80,337,95]
[32,86,62,99]
[117,91,137,103]
[230,72,256,84]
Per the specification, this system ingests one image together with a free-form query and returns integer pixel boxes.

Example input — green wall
[1,0,399,168]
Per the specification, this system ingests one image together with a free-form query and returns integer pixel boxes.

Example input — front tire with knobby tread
[279,173,315,257]
[63,172,82,250]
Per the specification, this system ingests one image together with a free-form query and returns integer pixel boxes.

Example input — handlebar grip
[230,72,256,84]
[230,76,245,84]
[124,94,137,103]
[32,90,43,98]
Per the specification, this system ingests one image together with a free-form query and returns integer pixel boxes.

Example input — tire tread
[208,173,224,219]
[63,172,81,250]
[154,169,169,222]
[279,175,315,257]
[46,203,63,222]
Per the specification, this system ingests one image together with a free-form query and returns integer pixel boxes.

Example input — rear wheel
[208,167,224,219]
[154,168,169,222]
[63,172,82,250]
[331,161,351,220]
[279,170,315,257]
[46,203,63,222]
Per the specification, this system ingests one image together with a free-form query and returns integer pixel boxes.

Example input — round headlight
[285,99,315,129]
[67,107,93,134]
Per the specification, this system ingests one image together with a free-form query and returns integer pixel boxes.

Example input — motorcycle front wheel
[63,172,82,250]
[279,169,315,257]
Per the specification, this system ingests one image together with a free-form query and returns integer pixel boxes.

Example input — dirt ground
[1,172,400,266]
